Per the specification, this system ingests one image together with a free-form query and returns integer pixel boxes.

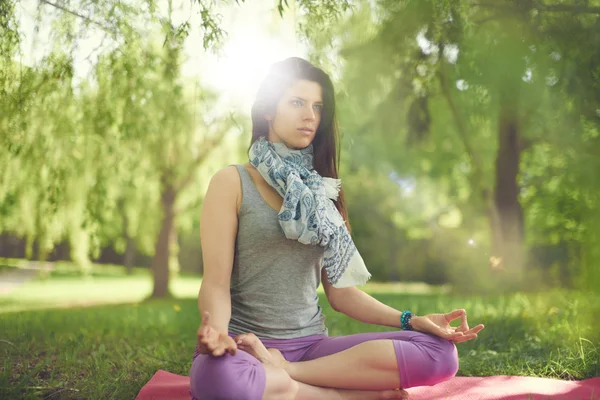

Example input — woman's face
[266,79,323,150]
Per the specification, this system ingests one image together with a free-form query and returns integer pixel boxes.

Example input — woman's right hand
[196,311,238,357]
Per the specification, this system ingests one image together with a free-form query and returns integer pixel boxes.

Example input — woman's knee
[269,378,298,400]
[190,354,266,400]
[434,338,459,380]
[403,334,459,387]
[262,363,299,400]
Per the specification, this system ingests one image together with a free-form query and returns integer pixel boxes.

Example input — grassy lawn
[1,266,599,399]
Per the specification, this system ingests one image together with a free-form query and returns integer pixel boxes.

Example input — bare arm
[321,270,485,342]
[321,269,485,343]
[198,166,241,334]
[321,269,403,328]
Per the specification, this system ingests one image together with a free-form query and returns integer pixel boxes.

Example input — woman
[191,57,484,400]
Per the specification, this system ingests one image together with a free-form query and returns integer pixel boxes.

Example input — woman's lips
[298,128,314,135]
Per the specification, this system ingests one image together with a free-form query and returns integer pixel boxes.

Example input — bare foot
[267,347,289,368]
[234,332,285,366]
[235,333,409,400]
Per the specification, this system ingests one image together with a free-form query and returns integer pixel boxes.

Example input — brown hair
[249,57,350,230]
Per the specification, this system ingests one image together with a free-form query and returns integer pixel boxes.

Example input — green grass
[1,268,599,399]
[0,275,202,313]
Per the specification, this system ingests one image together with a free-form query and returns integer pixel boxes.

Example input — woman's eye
[291,100,322,111]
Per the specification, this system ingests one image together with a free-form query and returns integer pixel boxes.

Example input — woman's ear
[264,114,272,121]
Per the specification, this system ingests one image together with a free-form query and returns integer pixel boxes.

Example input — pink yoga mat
[135,370,600,400]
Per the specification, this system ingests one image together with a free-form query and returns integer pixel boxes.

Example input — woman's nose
[303,108,316,120]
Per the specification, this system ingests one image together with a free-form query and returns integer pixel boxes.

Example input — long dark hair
[249,57,350,230]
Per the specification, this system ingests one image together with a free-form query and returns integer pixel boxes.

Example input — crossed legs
[240,334,409,400]
[190,331,457,400]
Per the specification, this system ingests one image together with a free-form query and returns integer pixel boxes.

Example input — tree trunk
[25,234,34,260]
[151,184,176,298]
[124,235,135,275]
[168,221,180,277]
[122,210,135,275]
[384,218,395,281]
[491,105,525,288]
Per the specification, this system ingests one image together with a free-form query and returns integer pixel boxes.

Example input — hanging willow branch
[38,0,116,34]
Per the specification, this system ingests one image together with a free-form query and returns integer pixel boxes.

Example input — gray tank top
[228,164,328,339]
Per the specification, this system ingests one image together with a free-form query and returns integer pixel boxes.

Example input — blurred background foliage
[2,0,600,297]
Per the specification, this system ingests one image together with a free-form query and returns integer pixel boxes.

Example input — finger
[466,324,485,335]
[212,342,227,357]
[230,335,242,347]
[201,311,211,327]
[198,325,210,338]
[446,331,465,340]
[228,341,238,356]
[198,313,211,337]
[234,334,247,345]
[434,326,460,340]
[228,345,237,356]
[228,336,239,349]
[213,348,225,357]
[217,341,234,357]
[459,310,470,332]
[457,335,477,343]
[452,333,478,343]
[199,331,213,343]
[444,309,465,322]
[206,340,217,351]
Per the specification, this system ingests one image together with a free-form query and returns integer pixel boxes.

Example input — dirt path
[0,263,54,295]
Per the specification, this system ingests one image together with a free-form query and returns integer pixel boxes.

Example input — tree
[1,0,357,296]
[304,0,600,292]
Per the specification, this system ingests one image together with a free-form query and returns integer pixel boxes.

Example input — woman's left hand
[410,309,485,343]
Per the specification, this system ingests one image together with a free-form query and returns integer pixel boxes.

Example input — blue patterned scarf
[249,136,371,288]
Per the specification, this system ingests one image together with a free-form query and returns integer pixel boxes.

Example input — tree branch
[38,0,117,34]
[473,1,600,15]
[536,2,600,14]
[174,114,238,192]
[475,13,519,24]
[438,63,479,169]
[173,192,204,216]
[437,56,490,202]
[472,1,514,11]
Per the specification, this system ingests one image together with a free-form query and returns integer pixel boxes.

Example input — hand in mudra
[411,309,484,343]
[197,311,238,357]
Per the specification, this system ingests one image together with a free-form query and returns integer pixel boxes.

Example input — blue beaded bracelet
[400,310,414,331]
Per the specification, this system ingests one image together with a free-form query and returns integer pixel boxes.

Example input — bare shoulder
[241,162,255,172]
[241,162,262,182]
[206,165,242,212]
[211,165,241,185]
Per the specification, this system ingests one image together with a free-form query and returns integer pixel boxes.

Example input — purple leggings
[189,330,458,400]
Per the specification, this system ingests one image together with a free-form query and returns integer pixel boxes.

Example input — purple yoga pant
[189,330,459,400]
